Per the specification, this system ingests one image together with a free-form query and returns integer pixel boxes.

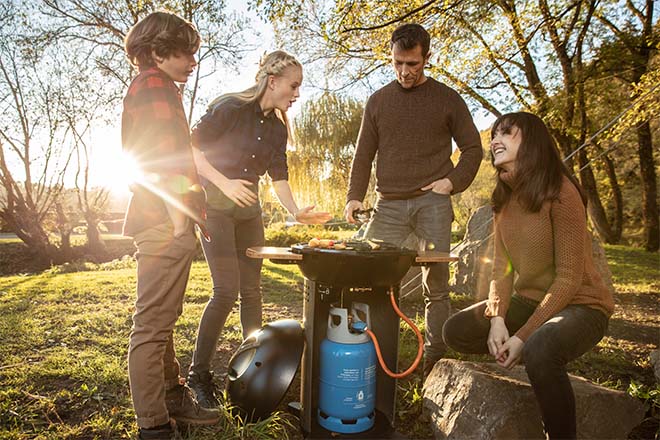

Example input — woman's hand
[495,336,524,369]
[216,178,257,207]
[294,205,332,225]
[487,316,509,357]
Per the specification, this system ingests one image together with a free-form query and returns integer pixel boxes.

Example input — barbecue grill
[290,242,418,287]
[244,242,457,438]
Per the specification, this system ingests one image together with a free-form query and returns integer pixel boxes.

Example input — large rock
[651,349,660,383]
[423,359,647,439]
[451,205,494,299]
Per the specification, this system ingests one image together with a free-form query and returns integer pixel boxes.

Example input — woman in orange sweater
[442,112,614,440]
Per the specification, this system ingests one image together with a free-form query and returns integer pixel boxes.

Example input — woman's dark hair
[390,23,430,57]
[490,112,586,213]
[125,11,200,69]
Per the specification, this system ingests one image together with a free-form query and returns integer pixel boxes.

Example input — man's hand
[487,316,509,357]
[421,178,453,195]
[294,205,332,225]
[344,200,365,224]
[215,178,257,207]
[496,336,524,369]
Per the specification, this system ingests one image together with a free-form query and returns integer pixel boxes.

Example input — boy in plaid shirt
[122,11,219,440]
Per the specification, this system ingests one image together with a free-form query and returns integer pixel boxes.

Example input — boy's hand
[171,211,190,238]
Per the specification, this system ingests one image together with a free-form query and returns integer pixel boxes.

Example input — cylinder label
[338,368,359,381]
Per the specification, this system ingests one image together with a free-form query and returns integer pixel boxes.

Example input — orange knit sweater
[485,176,615,341]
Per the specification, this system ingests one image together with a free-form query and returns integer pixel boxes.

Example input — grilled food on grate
[300,238,400,252]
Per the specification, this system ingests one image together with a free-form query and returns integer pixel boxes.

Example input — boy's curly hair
[124,11,200,69]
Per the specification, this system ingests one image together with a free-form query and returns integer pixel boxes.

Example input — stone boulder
[451,205,494,299]
[651,349,660,383]
[423,359,647,439]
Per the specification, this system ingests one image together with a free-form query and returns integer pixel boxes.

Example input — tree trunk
[1,206,64,266]
[636,121,659,251]
[577,149,616,243]
[555,131,617,243]
[601,151,622,242]
[85,211,107,256]
[55,202,72,261]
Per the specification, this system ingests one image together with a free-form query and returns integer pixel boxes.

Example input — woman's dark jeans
[190,207,265,373]
[442,296,608,440]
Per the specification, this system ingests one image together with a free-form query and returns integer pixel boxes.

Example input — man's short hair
[125,11,201,68]
[390,23,430,57]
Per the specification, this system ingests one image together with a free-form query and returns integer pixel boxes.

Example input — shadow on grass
[608,318,660,345]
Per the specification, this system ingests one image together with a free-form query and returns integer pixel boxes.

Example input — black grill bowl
[225,319,304,421]
[290,244,418,287]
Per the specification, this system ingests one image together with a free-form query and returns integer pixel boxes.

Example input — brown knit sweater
[347,78,482,202]
[485,176,615,341]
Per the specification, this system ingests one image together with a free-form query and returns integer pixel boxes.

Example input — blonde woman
[187,51,331,407]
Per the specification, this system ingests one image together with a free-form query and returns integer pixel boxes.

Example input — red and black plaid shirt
[121,67,202,236]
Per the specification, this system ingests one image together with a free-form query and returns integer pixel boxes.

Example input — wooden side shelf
[245,246,302,261]
[415,251,459,263]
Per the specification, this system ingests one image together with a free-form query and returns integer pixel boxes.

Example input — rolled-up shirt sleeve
[267,135,289,182]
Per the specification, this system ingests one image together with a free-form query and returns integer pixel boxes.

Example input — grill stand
[301,281,401,438]
[245,246,458,439]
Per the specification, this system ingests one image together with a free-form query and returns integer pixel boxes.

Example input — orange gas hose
[365,288,424,378]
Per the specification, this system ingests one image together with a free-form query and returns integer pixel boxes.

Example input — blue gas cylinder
[317,303,376,434]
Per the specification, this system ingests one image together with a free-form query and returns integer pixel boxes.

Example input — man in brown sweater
[344,23,483,376]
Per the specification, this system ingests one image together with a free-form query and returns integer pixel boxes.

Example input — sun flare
[94,145,140,196]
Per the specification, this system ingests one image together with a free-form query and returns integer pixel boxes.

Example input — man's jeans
[190,207,264,373]
[443,297,609,439]
[129,222,197,428]
[364,191,453,362]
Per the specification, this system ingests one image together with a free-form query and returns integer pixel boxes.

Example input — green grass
[0,261,304,439]
[604,244,660,292]
[0,244,657,439]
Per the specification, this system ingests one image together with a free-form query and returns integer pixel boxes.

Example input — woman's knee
[209,286,239,306]
[239,288,262,305]
[523,335,563,379]
[442,313,470,351]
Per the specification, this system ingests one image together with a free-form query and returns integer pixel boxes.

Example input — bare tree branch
[341,0,439,32]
